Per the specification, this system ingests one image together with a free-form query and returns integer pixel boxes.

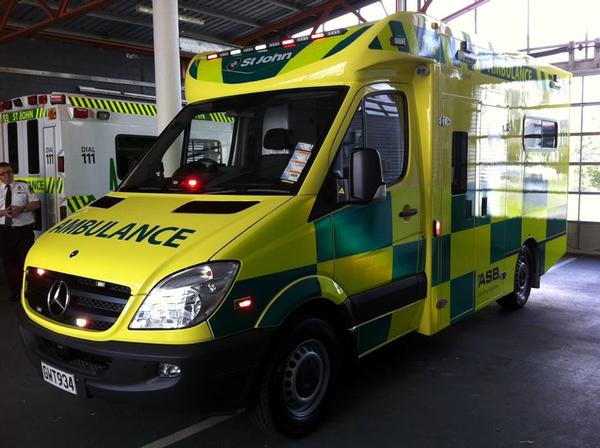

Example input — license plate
[41,361,77,395]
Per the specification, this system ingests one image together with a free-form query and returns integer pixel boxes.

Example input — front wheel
[251,318,340,438]
[497,245,533,309]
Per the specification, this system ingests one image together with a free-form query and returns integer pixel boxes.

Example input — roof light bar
[203,27,348,61]
[282,38,295,48]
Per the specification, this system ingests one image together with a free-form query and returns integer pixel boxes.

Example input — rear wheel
[251,318,340,438]
[497,246,533,309]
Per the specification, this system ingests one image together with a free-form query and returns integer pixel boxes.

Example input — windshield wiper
[204,186,290,195]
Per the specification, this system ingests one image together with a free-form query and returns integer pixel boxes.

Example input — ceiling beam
[179,2,264,29]
[235,0,359,46]
[442,0,489,22]
[419,0,434,13]
[261,0,302,12]
[18,0,233,45]
[35,0,56,19]
[0,0,117,45]
[0,0,17,33]
[3,22,156,54]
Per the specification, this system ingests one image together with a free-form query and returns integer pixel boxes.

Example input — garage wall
[0,38,157,100]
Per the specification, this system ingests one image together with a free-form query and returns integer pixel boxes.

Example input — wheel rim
[282,338,330,418]
[515,254,530,301]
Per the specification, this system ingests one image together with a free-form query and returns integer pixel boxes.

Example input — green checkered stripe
[315,195,426,354]
[432,194,567,323]
[208,195,425,344]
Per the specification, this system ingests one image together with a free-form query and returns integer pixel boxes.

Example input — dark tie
[5,184,12,227]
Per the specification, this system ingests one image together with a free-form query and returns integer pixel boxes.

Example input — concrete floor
[1,255,600,447]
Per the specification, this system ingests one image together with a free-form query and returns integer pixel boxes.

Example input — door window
[7,122,18,174]
[27,120,40,174]
[335,92,408,185]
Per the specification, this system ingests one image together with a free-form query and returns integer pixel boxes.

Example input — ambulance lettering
[48,219,196,248]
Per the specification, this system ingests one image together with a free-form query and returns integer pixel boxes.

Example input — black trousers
[0,225,35,297]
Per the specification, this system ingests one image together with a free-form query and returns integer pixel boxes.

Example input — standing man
[0,162,40,301]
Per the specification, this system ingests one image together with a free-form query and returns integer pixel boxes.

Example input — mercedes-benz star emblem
[47,281,71,318]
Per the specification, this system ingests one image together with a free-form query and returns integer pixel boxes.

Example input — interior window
[115,134,155,179]
[523,117,558,150]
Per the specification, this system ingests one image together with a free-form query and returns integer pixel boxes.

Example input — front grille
[25,267,131,331]
[36,336,110,374]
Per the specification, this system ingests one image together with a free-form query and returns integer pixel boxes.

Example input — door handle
[466,199,473,218]
[399,207,419,218]
[481,196,488,216]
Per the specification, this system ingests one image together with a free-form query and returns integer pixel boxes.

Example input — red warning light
[182,176,202,191]
[433,219,442,237]
[234,297,254,311]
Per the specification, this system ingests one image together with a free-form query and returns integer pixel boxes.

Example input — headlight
[130,262,239,329]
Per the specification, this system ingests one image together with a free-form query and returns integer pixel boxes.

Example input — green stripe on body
[258,278,322,327]
[209,265,317,338]
[450,271,475,322]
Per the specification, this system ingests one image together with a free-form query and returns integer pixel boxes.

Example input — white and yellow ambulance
[18,12,569,437]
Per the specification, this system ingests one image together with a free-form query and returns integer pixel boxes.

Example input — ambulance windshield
[119,88,346,195]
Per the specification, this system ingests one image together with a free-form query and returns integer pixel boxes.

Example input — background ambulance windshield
[119,88,346,194]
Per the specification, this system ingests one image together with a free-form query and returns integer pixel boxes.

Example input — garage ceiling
[1,0,381,55]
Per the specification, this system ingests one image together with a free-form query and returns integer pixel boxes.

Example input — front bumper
[18,308,274,410]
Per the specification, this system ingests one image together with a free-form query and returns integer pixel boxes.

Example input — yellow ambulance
[18,11,569,437]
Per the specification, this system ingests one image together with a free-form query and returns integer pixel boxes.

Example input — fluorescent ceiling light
[136,5,205,26]
[179,37,233,53]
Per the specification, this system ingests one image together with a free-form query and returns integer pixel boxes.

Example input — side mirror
[336,148,386,204]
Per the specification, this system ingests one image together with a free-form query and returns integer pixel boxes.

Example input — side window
[364,93,407,184]
[115,134,155,180]
[27,120,40,174]
[334,92,407,185]
[7,122,19,174]
[523,117,557,150]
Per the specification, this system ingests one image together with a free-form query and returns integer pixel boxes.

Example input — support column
[152,0,182,133]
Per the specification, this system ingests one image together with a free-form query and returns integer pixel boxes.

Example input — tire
[497,245,533,310]
[251,318,340,438]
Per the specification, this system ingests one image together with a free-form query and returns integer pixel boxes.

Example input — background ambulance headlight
[130,262,239,329]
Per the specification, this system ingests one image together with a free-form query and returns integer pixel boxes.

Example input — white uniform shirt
[0,181,39,226]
